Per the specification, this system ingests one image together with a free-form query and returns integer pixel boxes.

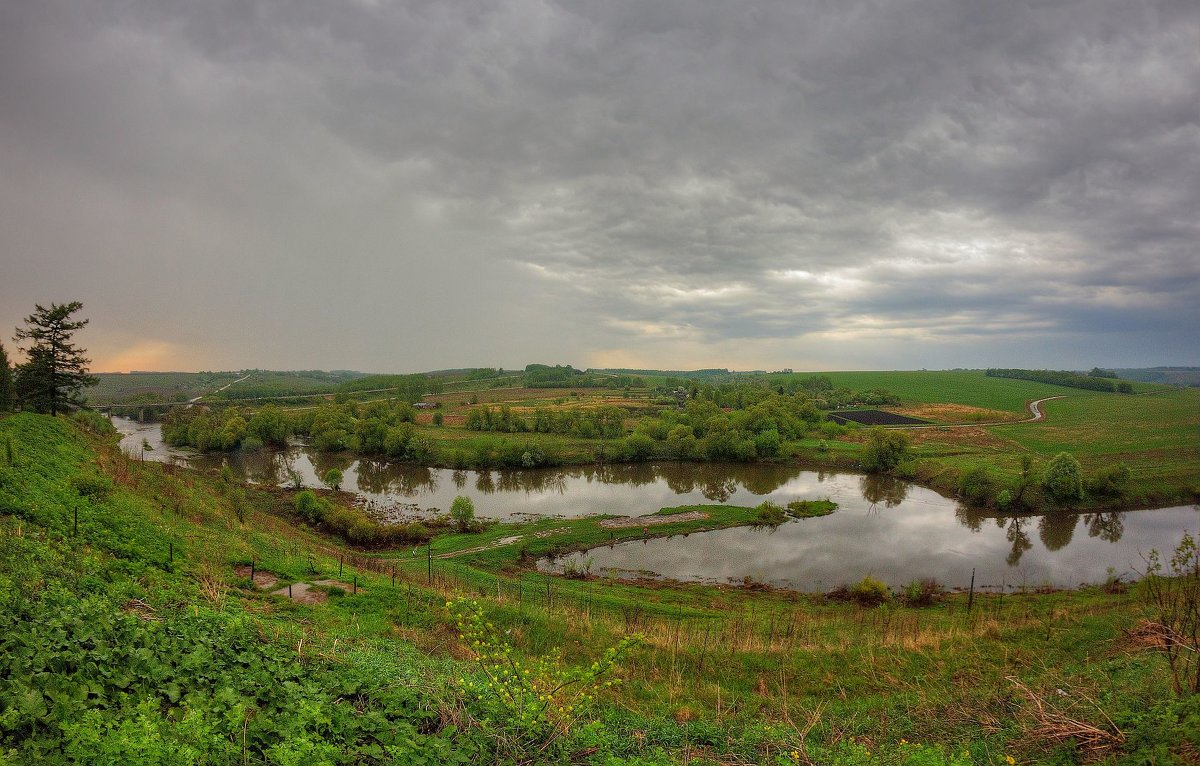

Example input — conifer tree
[12,301,97,415]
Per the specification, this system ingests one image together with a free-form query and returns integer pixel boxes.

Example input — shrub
[1086,462,1131,498]
[861,427,909,473]
[71,409,116,435]
[294,490,323,524]
[449,598,640,762]
[849,576,891,606]
[1143,532,1200,695]
[957,465,995,505]
[754,501,787,526]
[450,495,476,533]
[901,578,943,607]
[625,433,655,462]
[322,468,343,492]
[997,489,1013,509]
[71,473,113,501]
[1042,452,1083,503]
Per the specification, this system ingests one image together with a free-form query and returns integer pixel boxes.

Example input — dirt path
[599,511,710,529]
[1023,395,1064,422]
[189,373,251,404]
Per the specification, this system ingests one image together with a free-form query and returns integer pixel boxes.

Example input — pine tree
[12,301,98,415]
[0,340,13,412]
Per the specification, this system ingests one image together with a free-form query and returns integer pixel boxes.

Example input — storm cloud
[2,0,1197,372]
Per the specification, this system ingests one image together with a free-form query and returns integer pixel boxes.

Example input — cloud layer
[2,1,1197,372]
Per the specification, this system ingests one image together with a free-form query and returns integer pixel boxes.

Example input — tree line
[985,367,1134,393]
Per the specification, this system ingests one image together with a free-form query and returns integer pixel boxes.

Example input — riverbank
[4,412,1199,763]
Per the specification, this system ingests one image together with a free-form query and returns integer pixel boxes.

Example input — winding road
[1023,395,1065,423]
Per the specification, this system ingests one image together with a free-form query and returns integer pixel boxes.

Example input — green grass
[773,369,1143,413]
[87,371,244,404]
[4,412,1199,764]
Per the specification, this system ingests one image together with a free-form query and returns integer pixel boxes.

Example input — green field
[771,369,1165,414]
[2,412,1198,763]
[87,371,244,404]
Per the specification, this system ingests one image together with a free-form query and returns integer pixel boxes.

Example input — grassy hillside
[2,412,1199,764]
[770,370,1164,414]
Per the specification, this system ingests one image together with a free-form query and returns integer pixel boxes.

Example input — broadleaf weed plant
[449,597,641,762]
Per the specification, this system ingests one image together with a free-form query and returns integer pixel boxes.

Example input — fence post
[967,568,976,613]
[250,560,255,583]
[427,542,432,585]
[339,556,343,577]
[353,576,358,595]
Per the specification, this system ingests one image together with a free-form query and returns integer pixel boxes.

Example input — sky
[1,1,1197,374]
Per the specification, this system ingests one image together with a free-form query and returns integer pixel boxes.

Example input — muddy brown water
[117,418,1199,591]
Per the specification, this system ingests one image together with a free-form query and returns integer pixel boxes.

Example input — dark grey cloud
[1,0,1196,372]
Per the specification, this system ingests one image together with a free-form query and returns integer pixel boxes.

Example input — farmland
[111,366,1199,513]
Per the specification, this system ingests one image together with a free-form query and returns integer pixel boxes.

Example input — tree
[12,302,97,415]
[1042,451,1083,503]
[861,427,909,473]
[322,467,343,492]
[450,495,475,532]
[0,340,13,412]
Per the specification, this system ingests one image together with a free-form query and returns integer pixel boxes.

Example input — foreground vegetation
[2,412,1199,763]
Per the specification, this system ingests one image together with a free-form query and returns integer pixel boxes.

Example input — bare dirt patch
[891,403,1016,423]
[437,535,525,559]
[904,426,1016,450]
[233,565,280,590]
[600,511,710,529]
[270,579,357,604]
[271,582,325,604]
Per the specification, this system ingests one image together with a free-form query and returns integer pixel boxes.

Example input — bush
[450,495,476,533]
[861,427,909,473]
[1086,462,1131,498]
[322,468,343,492]
[71,473,113,501]
[1043,452,1083,503]
[901,578,943,607]
[849,576,891,606]
[294,490,321,523]
[957,465,995,505]
[625,433,655,462]
[754,501,787,526]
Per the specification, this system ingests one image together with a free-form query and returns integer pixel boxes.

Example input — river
[114,417,1199,591]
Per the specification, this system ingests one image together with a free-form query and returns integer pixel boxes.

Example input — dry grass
[891,403,1015,424]
[1008,676,1125,759]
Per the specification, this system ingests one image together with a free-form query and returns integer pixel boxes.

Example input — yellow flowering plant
[448,598,641,761]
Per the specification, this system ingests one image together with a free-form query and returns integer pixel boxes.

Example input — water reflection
[1005,517,1033,566]
[1086,512,1125,543]
[1038,514,1077,551]
[112,418,1198,590]
[860,474,909,509]
[544,504,1199,591]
